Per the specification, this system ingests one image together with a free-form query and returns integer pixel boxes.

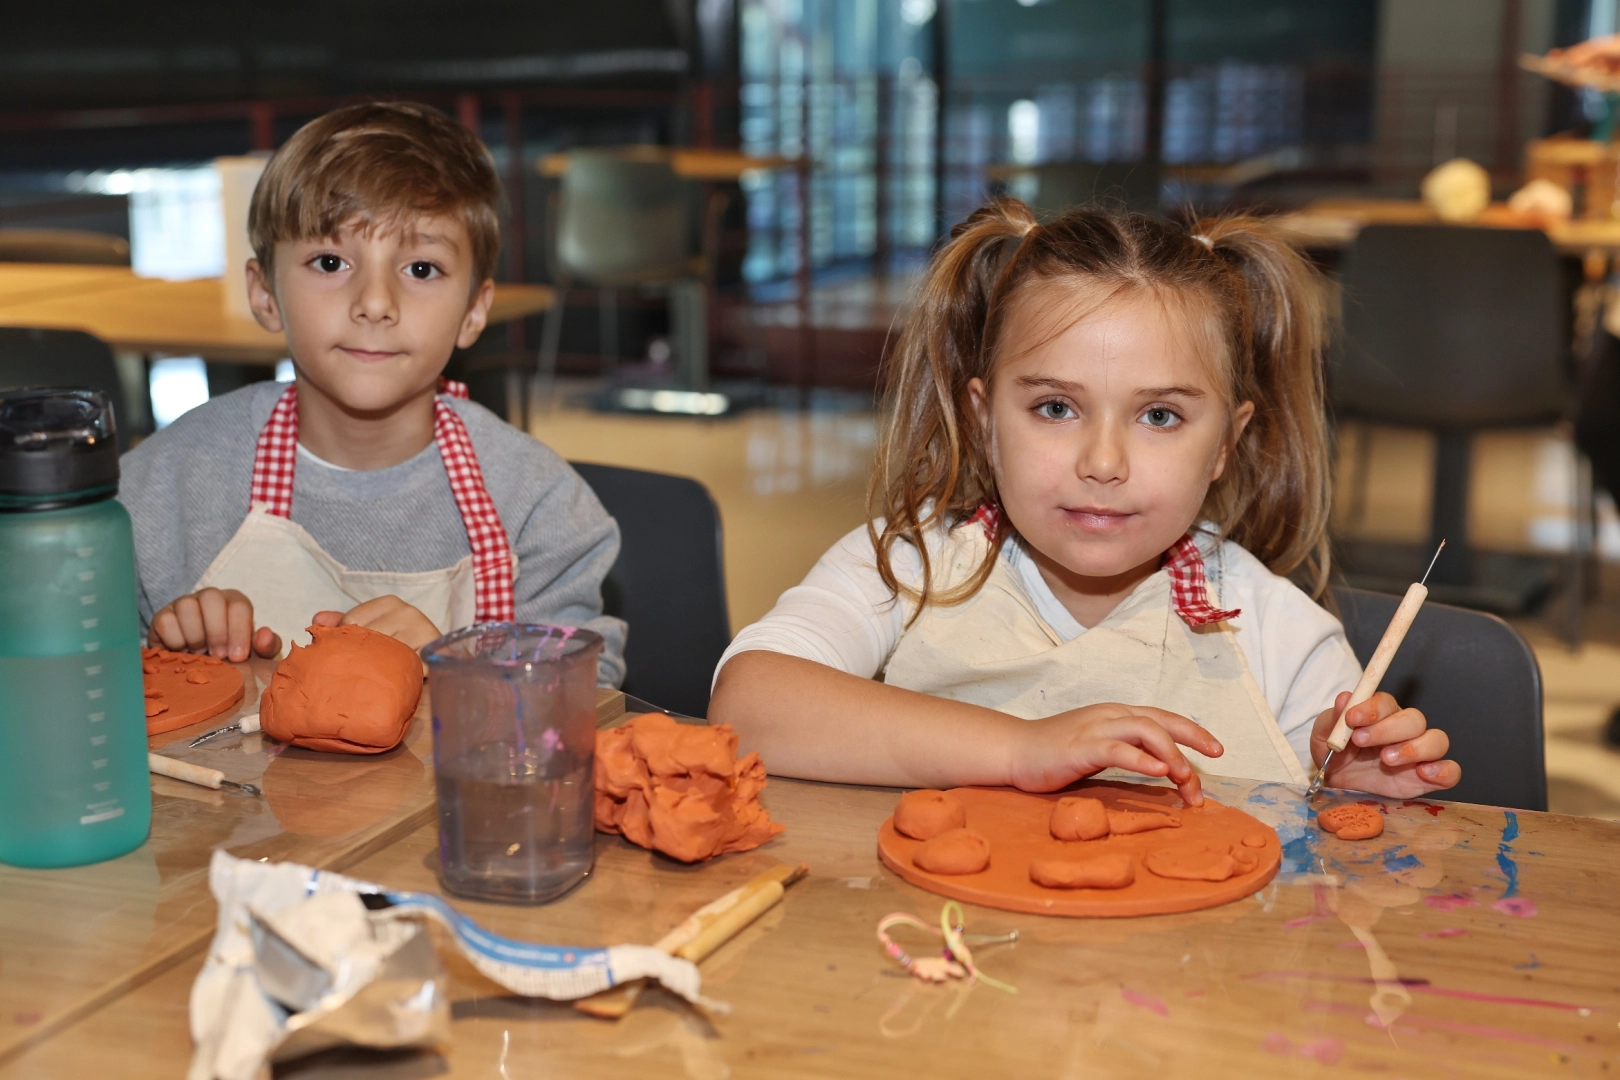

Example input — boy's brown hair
[249,101,502,284]
[872,198,1333,611]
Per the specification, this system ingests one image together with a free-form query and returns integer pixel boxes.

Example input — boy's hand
[1312,691,1461,798]
[311,595,441,652]
[149,588,280,661]
[1007,704,1223,807]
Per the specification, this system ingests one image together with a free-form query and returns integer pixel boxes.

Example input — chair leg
[1566,450,1595,650]
[669,279,709,392]
[536,284,568,416]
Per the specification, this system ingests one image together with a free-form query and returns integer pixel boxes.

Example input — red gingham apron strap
[247,377,513,621]
[433,398,516,621]
[1164,533,1241,626]
[249,384,299,517]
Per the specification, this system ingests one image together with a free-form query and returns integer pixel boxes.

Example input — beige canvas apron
[881,528,1308,785]
[193,505,477,653]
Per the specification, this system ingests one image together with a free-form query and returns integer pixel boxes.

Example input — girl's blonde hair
[870,197,1332,610]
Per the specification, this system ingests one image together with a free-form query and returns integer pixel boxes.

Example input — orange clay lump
[1029,853,1134,890]
[259,624,423,753]
[912,828,991,875]
[1049,796,1110,841]
[895,789,968,841]
[141,648,245,735]
[1317,803,1385,840]
[594,713,784,862]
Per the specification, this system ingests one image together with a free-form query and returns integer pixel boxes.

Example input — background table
[1272,198,1620,257]
[0,265,555,363]
[2,754,1617,1077]
[538,148,794,182]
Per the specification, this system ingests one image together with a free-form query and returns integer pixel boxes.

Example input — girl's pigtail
[870,198,1036,612]
[1194,216,1333,596]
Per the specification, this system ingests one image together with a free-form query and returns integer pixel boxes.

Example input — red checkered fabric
[248,378,515,621]
[967,502,1238,626]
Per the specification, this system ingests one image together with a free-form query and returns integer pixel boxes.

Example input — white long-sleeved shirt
[717,523,1363,770]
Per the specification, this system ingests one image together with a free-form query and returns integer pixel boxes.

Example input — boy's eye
[1036,400,1076,421]
[407,261,440,280]
[313,254,347,273]
[1140,407,1182,429]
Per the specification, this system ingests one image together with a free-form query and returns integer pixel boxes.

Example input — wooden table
[0,659,623,1069]
[1272,198,1620,258]
[539,148,795,182]
[3,751,1617,1078]
[0,265,555,363]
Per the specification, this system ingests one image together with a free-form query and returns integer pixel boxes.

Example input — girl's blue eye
[1037,400,1075,420]
[408,261,439,280]
[1141,407,1180,429]
[314,254,345,273]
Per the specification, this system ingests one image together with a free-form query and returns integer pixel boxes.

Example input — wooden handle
[574,862,807,1020]
[1325,582,1428,752]
[147,753,223,791]
[241,712,261,735]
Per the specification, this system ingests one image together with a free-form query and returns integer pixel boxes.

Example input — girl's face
[969,284,1252,584]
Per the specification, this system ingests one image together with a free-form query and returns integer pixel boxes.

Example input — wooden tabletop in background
[1272,198,1620,256]
[538,148,795,182]
[3,760,1617,1078]
[0,265,555,363]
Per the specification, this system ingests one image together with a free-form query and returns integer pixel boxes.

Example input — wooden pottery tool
[575,861,809,1019]
[148,753,262,797]
[189,711,260,747]
[1304,541,1445,799]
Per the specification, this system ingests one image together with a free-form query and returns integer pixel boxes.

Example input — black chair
[1333,224,1576,616]
[571,461,730,719]
[1332,585,1545,811]
[0,327,137,449]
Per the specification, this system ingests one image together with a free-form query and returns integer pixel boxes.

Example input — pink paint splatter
[1300,1037,1346,1065]
[1284,883,1334,930]
[1421,927,1469,939]
[12,1012,40,1026]
[1492,896,1538,918]
[1262,1032,1293,1056]
[1402,800,1444,817]
[1121,987,1168,1017]
[1423,893,1478,912]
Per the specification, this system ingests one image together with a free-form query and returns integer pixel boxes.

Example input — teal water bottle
[0,389,150,867]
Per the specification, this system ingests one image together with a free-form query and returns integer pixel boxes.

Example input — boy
[120,102,626,684]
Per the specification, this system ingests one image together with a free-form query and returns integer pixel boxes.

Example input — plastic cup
[422,623,603,904]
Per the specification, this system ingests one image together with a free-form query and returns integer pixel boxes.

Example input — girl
[709,200,1460,804]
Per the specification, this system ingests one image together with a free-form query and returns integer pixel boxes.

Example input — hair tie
[1191,233,1214,250]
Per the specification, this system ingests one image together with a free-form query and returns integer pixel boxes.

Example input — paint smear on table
[1423,893,1478,912]
[1120,987,1168,1017]
[1492,896,1537,917]
[1261,1033,1345,1064]
[1420,927,1469,939]
[1249,972,1593,1011]
[1497,811,1520,898]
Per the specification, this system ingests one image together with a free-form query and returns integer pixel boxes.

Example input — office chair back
[557,149,690,286]
[1332,585,1545,810]
[571,462,730,719]
[1335,224,1568,428]
[0,327,132,450]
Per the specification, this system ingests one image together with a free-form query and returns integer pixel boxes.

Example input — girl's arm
[711,649,1222,804]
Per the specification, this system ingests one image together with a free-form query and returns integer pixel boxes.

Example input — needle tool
[148,752,263,797]
[189,711,260,747]
[1304,540,1445,800]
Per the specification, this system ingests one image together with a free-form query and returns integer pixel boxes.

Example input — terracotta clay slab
[876,781,1280,918]
[141,648,245,736]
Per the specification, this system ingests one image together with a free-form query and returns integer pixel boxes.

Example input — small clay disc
[894,789,967,841]
[141,648,245,736]
[1317,803,1384,840]
[1143,842,1259,882]
[912,828,991,875]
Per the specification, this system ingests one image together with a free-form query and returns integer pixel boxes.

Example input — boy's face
[246,215,494,415]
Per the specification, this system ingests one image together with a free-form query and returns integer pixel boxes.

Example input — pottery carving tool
[575,861,809,1019]
[189,711,260,747]
[148,752,262,797]
[1304,540,1445,799]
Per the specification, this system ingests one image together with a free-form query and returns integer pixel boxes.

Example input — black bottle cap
[0,388,120,508]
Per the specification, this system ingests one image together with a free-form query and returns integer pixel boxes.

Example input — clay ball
[1317,804,1384,841]
[1029,853,1134,890]
[893,789,967,841]
[1049,796,1109,842]
[912,828,991,876]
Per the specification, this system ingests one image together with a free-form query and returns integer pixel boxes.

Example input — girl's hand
[311,595,441,652]
[1007,704,1224,806]
[149,587,280,661]
[1312,691,1461,797]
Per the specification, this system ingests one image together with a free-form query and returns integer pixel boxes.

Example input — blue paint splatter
[1496,812,1520,899]
[1381,845,1421,873]
[1513,953,1540,970]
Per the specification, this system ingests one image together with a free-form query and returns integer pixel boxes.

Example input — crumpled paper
[189,851,715,1080]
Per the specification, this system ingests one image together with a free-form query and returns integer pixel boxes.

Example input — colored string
[876,900,1018,993]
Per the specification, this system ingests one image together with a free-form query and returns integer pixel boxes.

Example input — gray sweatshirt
[117,381,626,686]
